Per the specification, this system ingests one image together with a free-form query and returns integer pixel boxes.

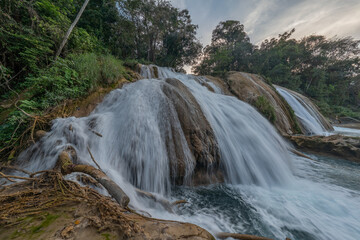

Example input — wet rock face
[288,134,360,162]
[162,78,222,185]
[207,72,301,135]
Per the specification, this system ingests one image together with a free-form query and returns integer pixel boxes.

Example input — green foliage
[31,214,59,234]
[119,0,202,70]
[99,55,127,84]
[0,53,128,160]
[254,96,276,123]
[193,20,253,75]
[196,23,360,119]
[22,53,127,110]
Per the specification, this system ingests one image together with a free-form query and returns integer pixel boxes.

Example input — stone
[288,134,360,163]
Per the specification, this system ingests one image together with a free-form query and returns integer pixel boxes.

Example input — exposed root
[0,171,35,182]
[0,171,138,238]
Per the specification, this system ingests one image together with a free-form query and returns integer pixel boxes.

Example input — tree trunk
[55,0,90,60]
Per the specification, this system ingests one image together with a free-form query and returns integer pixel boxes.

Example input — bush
[98,55,127,85]
[254,96,276,123]
[1,53,129,160]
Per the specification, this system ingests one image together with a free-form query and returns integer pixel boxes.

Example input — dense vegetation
[1,1,359,161]
[0,0,202,160]
[194,21,360,119]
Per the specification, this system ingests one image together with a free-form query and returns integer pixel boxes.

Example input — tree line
[194,21,360,118]
[0,0,202,160]
[0,0,202,98]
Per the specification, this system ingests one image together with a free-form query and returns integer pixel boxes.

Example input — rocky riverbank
[287,134,360,163]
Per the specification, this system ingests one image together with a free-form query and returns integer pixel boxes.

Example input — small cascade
[18,79,196,195]
[275,85,332,135]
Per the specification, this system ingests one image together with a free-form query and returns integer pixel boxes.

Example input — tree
[194,20,253,75]
[55,0,90,60]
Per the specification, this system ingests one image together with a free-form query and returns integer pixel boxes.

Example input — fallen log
[172,199,188,206]
[290,149,313,160]
[135,188,173,213]
[56,151,130,208]
[216,232,274,240]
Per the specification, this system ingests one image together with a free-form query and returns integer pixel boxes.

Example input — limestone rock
[288,134,360,162]
[207,72,301,135]
[162,78,222,185]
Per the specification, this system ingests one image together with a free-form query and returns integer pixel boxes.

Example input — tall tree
[194,20,253,75]
[55,0,90,60]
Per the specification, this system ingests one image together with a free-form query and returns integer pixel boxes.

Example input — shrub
[1,53,129,161]
[254,96,276,123]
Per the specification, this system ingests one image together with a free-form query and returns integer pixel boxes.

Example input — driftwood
[290,148,313,160]
[216,232,274,240]
[172,199,188,206]
[135,188,188,213]
[87,146,102,170]
[135,188,173,213]
[56,151,130,208]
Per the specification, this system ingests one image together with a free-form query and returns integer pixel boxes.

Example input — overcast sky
[170,0,360,46]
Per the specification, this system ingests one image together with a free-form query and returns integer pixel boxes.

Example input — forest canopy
[194,20,360,118]
[1,2,360,161]
[0,0,202,159]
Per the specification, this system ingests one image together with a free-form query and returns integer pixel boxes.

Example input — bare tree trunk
[55,0,90,60]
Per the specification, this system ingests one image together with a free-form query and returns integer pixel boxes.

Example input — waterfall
[13,65,360,240]
[141,66,293,186]
[18,65,294,196]
[275,86,330,135]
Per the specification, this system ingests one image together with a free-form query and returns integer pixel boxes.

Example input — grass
[0,53,133,162]
[254,96,276,123]
[30,214,60,234]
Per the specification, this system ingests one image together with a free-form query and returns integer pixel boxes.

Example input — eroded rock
[162,78,222,185]
[288,134,360,162]
[206,72,301,135]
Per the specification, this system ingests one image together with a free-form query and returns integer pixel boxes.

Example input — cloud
[170,0,360,46]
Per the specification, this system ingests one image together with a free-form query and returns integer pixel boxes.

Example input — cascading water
[275,86,329,135]
[15,65,360,240]
[141,66,294,187]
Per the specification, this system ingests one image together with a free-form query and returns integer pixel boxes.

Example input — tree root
[57,150,130,208]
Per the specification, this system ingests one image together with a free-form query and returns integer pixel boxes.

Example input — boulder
[288,134,360,162]
[207,72,301,135]
[162,78,222,185]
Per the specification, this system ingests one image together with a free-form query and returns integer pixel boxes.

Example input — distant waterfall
[275,86,331,135]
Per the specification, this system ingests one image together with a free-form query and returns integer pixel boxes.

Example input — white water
[334,126,360,137]
[275,86,328,135]
[148,67,294,186]
[16,66,360,239]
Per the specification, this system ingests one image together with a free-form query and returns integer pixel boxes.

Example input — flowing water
[275,86,328,135]
[17,66,360,240]
[334,126,360,137]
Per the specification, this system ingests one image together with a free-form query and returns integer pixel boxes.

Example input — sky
[170,0,360,46]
